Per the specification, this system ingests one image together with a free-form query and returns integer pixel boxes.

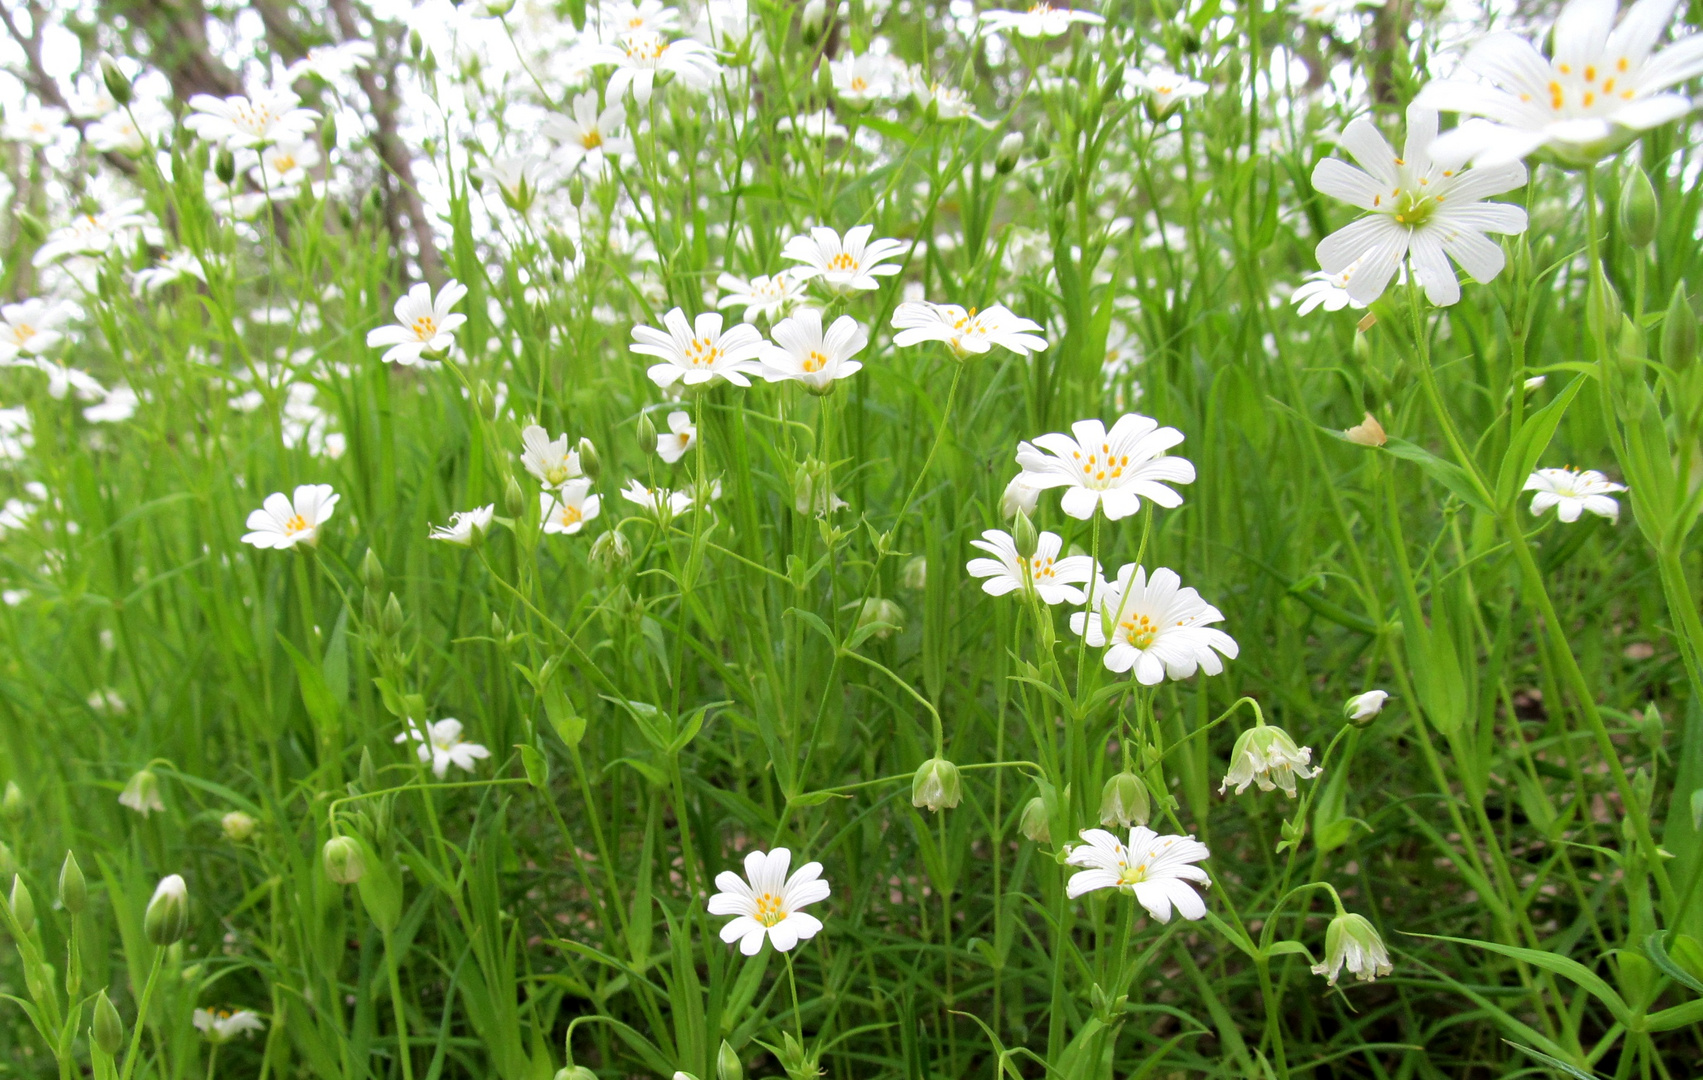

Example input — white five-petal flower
[584,30,721,105]
[542,480,603,534]
[620,479,697,519]
[759,309,869,392]
[1015,414,1194,521]
[655,411,697,464]
[630,308,766,388]
[782,225,908,294]
[979,3,1105,38]
[707,848,831,956]
[966,529,1095,606]
[1070,564,1239,684]
[716,271,806,322]
[1123,67,1209,115]
[193,1009,266,1044]
[1524,466,1626,522]
[241,484,339,549]
[1310,105,1528,307]
[429,505,495,545]
[395,718,491,778]
[891,302,1047,358]
[542,91,634,172]
[366,280,470,365]
[521,425,583,488]
[1065,827,1211,923]
[0,299,70,361]
[184,88,319,149]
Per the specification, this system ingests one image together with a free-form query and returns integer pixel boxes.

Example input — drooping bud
[118,769,165,816]
[1343,690,1389,726]
[1098,772,1150,828]
[1013,509,1039,560]
[1311,912,1393,985]
[221,810,257,842]
[995,132,1024,174]
[1663,283,1696,372]
[92,989,124,1055]
[900,555,928,591]
[717,1040,744,1080]
[1019,796,1050,843]
[636,412,658,455]
[143,874,188,945]
[100,57,134,108]
[554,1069,597,1080]
[1620,163,1658,249]
[59,851,86,915]
[9,874,35,932]
[910,758,962,812]
[1220,723,1320,797]
[589,529,631,574]
[322,836,367,884]
[856,598,904,640]
[483,0,515,15]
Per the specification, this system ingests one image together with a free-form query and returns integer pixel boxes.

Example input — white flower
[30,359,106,401]
[241,484,339,549]
[966,529,1095,605]
[284,41,377,81]
[600,0,683,36]
[1524,466,1626,522]
[1312,912,1394,985]
[542,480,602,534]
[707,848,831,956]
[0,299,70,360]
[85,102,170,155]
[85,385,140,423]
[395,718,491,778]
[1292,0,1383,24]
[251,140,322,190]
[193,1009,266,1044]
[3,105,68,146]
[1123,67,1209,114]
[759,309,868,392]
[909,75,983,122]
[429,504,495,545]
[119,769,165,816]
[781,225,907,295]
[132,252,209,296]
[655,411,697,464]
[543,91,633,172]
[1064,827,1211,923]
[365,280,469,365]
[828,52,899,106]
[620,479,695,519]
[891,302,1046,358]
[585,31,721,105]
[980,3,1104,37]
[630,308,766,388]
[1000,474,1043,519]
[1345,689,1390,721]
[33,201,153,265]
[776,110,848,141]
[1070,564,1238,684]
[1290,262,1371,315]
[1015,414,1194,521]
[1310,105,1528,307]
[184,88,319,149]
[473,153,558,212]
[521,426,583,488]
[1417,0,1703,168]
[715,271,805,322]
[1220,723,1320,797]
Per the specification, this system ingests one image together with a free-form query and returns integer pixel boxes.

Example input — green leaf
[1502,1040,1602,1079]
[516,743,548,789]
[1644,931,1703,995]
[1408,933,1630,1024]
[1382,437,1492,514]
[1495,375,1586,509]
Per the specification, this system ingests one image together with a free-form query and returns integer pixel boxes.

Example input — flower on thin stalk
[782,225,907,294]
[429,505,495,546]
[395,719,491,778]
[1071,564,1238,684]
[620,479,695,519]
[707,848,830,955]
[759,308,869,392]
[1416,0,1703,168]
[1122,67,1208,116]
[1524,466,1625,522]
[119,768,164,816]
[193,1009,265,1044]
[1220,722,1320,797]
[366,280,469,366]
[1065,826,1211,923]
[715,271,805,322]
[655,411,697,464]
[1312,911,1394,985]
[966,528,1095,606]
[542,481,602,535]
[1015,414,1194,521]
[584,30,721,105]
[630,308,766,388]
[543,91,634,172]
[1344,690,1390,723]
[521,425,583,488]
[891,301,1047,358]
[241,484,339,549]
[184,88,318,149]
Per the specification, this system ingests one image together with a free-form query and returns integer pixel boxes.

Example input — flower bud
[360,548,385,593]
[1343,413,1386,447]
[1587,269,1622,343]
[801,0,828,39]
[1000,474,1041,519]
[92,989,124,1055]
[911,758,962,813]
[221,810,257,842]
[14,210,46,243]
[9,874,35,932]
[504,474,526,520]
[0,841,14,879]
[577,437,601,482]
[214,148,236,185]
[409,28,425,59]
[589,529,631,574]
[119,768,165,816]
[1639,702,1665,753]
[1311,912,1393,985]
[322,836,366,884]
[59,852,86,915]
[1220,723,1319,797]
[555,1069,596,1080]
[483,0,515,15]
[1620,163,1658,249]
[1664,283,1696,372]
[995,132,1024,174]
[856,597,904,640]
[900,555,928,591]
[143,874,188,945]
[2,780,22,822]
[1019,796,1051,842]
[1013,509,1039,560]
[382,593,405,638]
[1098,771,1150,828]
[636,412,658,455]
[100,57,134,108]
[1343,690,1388,726]
[717,1040,744,1080]
[567,175,585,208]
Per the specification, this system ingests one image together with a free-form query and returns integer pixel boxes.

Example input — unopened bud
[995,132,1023,174]
[1343,690,1389,726]
[900,555,927,591]
[636,412,658,455]
[100,57,133,108]
[589,529,631,574]
[567,175,585,208]
[360,548,385,592]
[1019,796,1050,843]
[9,874,35,932]
[717,1040,744,1080]
[1099,771,1150,828]
[1620,163,1658,249]
[14,210,46,243]
[214,149,236,185]
[59,852,86,915]
[0,841,14,879]
[911,758,962,812]
[1013,509,1038,560]
[143,874,188,945]
[483,0,515,15]
[1312,912,1392,985]
[555,1069,597,1080]
[322,836,367,884]
[1663,283,1696,372]
[409,29,425,59]
[577,437,601,482]
[856,597,904,639]
[1587,270,1622,342]
[92,990,124,1055]
[1001,474,1041,519]
[801,0,828,39]
[2,780,21,822]
[221,810,257,842]
[504,474,526,520]
[1639,702,1664,752]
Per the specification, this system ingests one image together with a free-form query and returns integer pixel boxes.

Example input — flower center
[803,349,828,372]
[754,891,788,927]
[1072,442,1130,486]
[14,324,35,342]
[581,129,603,148]
[274,154,296,171]
[850,76,868,91]
[828,252,859,272]
[557,504,582,526]
[1029,555,1055,580]
[1389,186,1440,228]
[1117,862,1148,885]
[413,315,438,340]
[1120,613,1158,650]
[284,514,310,535]
[625,32,667,61]
[686,336,721,365]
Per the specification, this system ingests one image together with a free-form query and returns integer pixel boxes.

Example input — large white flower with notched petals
[1070,564,1238,684]
[583,31,721,105]
[542,91,633,172]
[542,481,602,534]
[979,4,1104,38]
[892,302,1046,358]
[0,299,70,360]
[631,308,766,388]
[966,529,1095,606]
[1065,826,1211,923]
[1417,0,1703,167]
[716,271,805,322]
[395,718,491,777]
[242,484,339,549]
[184,88,319,149]
[1015,414,1194,521]
[707,848,830,955]
[1311,105,1528,307]
[1525,466,1625,521]
[366,280,469,365]
[760,308,869,391]
[782,225,908,294]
